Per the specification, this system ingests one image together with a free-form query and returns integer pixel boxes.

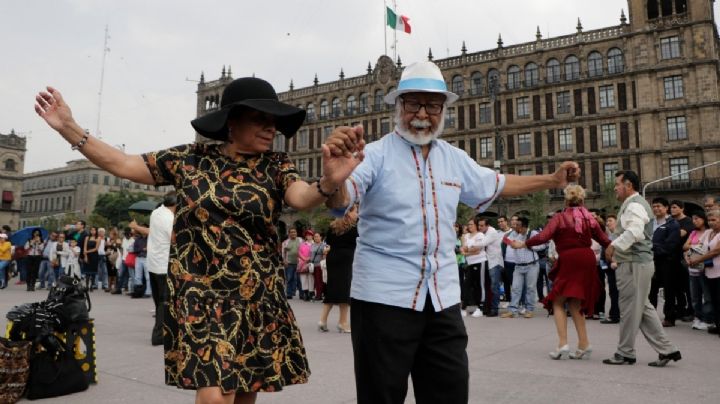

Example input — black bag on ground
[46,275,91,328]
[131,281,146,298]
[25,339,89,400]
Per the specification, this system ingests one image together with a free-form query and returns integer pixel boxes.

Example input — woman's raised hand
[35,86,75,132]
[321,125,365,186]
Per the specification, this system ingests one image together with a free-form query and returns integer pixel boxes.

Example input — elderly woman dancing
[511,185,610,360]
[35,77,363,404]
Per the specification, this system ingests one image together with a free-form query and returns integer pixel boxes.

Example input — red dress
[525,208,611,315]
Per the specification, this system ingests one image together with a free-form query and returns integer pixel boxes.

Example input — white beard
[393,103,445,146]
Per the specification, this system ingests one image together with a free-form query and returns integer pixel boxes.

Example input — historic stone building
[0,130,27,230]
[20,160,173,228]
[195,0,720,215]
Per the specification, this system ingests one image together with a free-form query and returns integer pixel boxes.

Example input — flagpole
[392,0,397,61]
[383,0,387,56]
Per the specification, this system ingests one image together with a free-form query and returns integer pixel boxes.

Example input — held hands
[552,161,581,188]
[321,125,366,187]
[34,86,75,132]
[510,240,525,249]
[604,245,615,263]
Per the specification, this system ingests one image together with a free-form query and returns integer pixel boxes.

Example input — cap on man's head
[0,233,8,239]
[384,61,458,105]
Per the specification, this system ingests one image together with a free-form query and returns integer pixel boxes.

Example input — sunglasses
[401,99,443,115]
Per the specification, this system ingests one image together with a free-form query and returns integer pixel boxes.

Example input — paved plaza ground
[1,283,718,403]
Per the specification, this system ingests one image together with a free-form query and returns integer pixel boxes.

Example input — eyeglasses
[401,99,444,115]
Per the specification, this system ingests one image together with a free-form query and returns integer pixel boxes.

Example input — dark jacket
[651,216,681,259]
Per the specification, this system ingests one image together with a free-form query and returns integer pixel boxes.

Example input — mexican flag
[386,7,411,34]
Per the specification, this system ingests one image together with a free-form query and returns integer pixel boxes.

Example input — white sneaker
[500,302,509,309]
[694,321,709,331]
[519,307,527,315]
[691,319,700,329]
[471,309,484,318]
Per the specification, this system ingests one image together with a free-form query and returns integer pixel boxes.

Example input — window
[558,128,573,151]
[518,133,531,155]
[4,159,16,171]
[374,90,384,111]
[599,85,615,108]
[319,100,329,119]
[524,63,539,87]
[603,162,619,184]
[103,175,109,185]
[306,103,315,121]
[587,52,603,77]
[1,191,13,209]
[346,95,356,115]
[564,55,580,80]
[487,69,500,94]
[359,93,369,113]
[452,75,464,95]
[667,116,688,140]
[480,137,493,158]
[517,97,530,119]
[470,72,483,95]
[323,126,332,142]
[519,169,533,176]
[557,91,571,114]
[380,117,391,134]
[670,157,689,181]
[601,124,617,147]
[660,36,681,59]
[273,135,286,152]
[479,103,492,124]
[297,159,307,177]
[507,66,521,89]
[331,98,341,117]
[92,174,99,184]
[664,75,684,99]
[114,177,120,186]
[445,107,456,129]
[546,59,561,83]
[297,129,308,148]
[608,48,624,74]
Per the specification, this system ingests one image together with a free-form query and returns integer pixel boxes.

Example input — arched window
[564,55,580,81]
[306,103,315,121]
[470,72,483,95]
[546,59,561,83]
[524,62,539,87]
[386,87,396,109]
[4,159,16,172]
[374,89,384,111]
[661,0,673,16]
[487,69,500,94]
[648,0,659,19]
[587,51,603,77]
[331,98,341,117]
[451,75,464,96]
[507,65,521,89]
[319,100,329,119]
[608,48,624,74]
[346,95,357,115]
[359,92,369,113]
[675,0,687,14]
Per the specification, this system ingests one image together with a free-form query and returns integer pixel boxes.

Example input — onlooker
[38,231,57,289]
[603,171,680,367]
[64,238,82,278]
[682,211,713,331]
[111,228,135,294]
[50,233,70,278]
[83,226,100,291]
[461,217,487,317]
[703,195,720,212]
[687,209,720,338]
[282,228,300,299]
[497,215,511,303]
[25,229,45,291]
[600,214,621,324]
[0,233,11,289]
[648,197,681,326]
[96,228,109,290]
[670,200,694,322]
[297,230,315,301]
[310,232,326,301]
[476,217,503,317]
[131,227,149,297]
[502,217,542,318]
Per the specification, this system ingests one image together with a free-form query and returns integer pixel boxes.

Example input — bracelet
[316,178,339,198]
[71,134,89,151]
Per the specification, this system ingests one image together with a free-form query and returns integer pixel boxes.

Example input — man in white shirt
[502,217,543,318]
[130,191,176,346]
[476,218,503,317]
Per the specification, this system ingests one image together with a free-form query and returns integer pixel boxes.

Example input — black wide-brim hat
[191,77,306,140]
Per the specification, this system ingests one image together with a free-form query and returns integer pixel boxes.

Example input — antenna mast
[96,25,110,139]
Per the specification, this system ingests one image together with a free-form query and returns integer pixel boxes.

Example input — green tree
[93,190,151,226]
[523,191,550,229]
[599,180,619,215]
[456,203,476,226]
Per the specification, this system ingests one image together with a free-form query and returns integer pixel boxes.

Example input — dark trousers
[595,265,606,315]
[706,276,720,330]
[650,257,683,322]
[502,262,515,302]
[605,266,620,320]
[351,296,469,404]
[458,264,467,309]
[149,273,167,345]
[465,263,485,308]
[26,256,42,291]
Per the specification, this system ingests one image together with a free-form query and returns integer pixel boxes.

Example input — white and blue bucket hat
[384,61,459,105]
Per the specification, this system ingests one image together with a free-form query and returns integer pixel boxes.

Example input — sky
[2,0,718,173]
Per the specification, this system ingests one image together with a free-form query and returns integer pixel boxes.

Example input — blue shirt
[345,132,505,311]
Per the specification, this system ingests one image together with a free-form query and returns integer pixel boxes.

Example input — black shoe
[485,311,499,317]
[680,315,694,323]
[708,325,719,335]
[662,320,675,327]
[600,318,619,324]
[648,351,681,367]
[602,353,636,365]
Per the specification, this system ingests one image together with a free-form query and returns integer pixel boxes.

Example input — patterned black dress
[142,143,309,393]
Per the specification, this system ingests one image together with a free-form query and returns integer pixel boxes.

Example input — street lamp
[488,75,504,172]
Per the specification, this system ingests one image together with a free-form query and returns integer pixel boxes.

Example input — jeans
[133,257,151,296]
[38,259,55,288]
[489,265,503,312]
[689,275,714,324]
[509,262,539,313]
[115,261,130,292]
[285,264,298,298]
[97,256,108,289]
[0,260,9,288]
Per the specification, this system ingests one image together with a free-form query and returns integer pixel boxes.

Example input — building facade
[20,159,173,228]
[195,0,720,215]
[0,130,27,230]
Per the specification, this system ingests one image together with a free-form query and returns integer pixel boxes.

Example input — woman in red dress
[512,185,610,360]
